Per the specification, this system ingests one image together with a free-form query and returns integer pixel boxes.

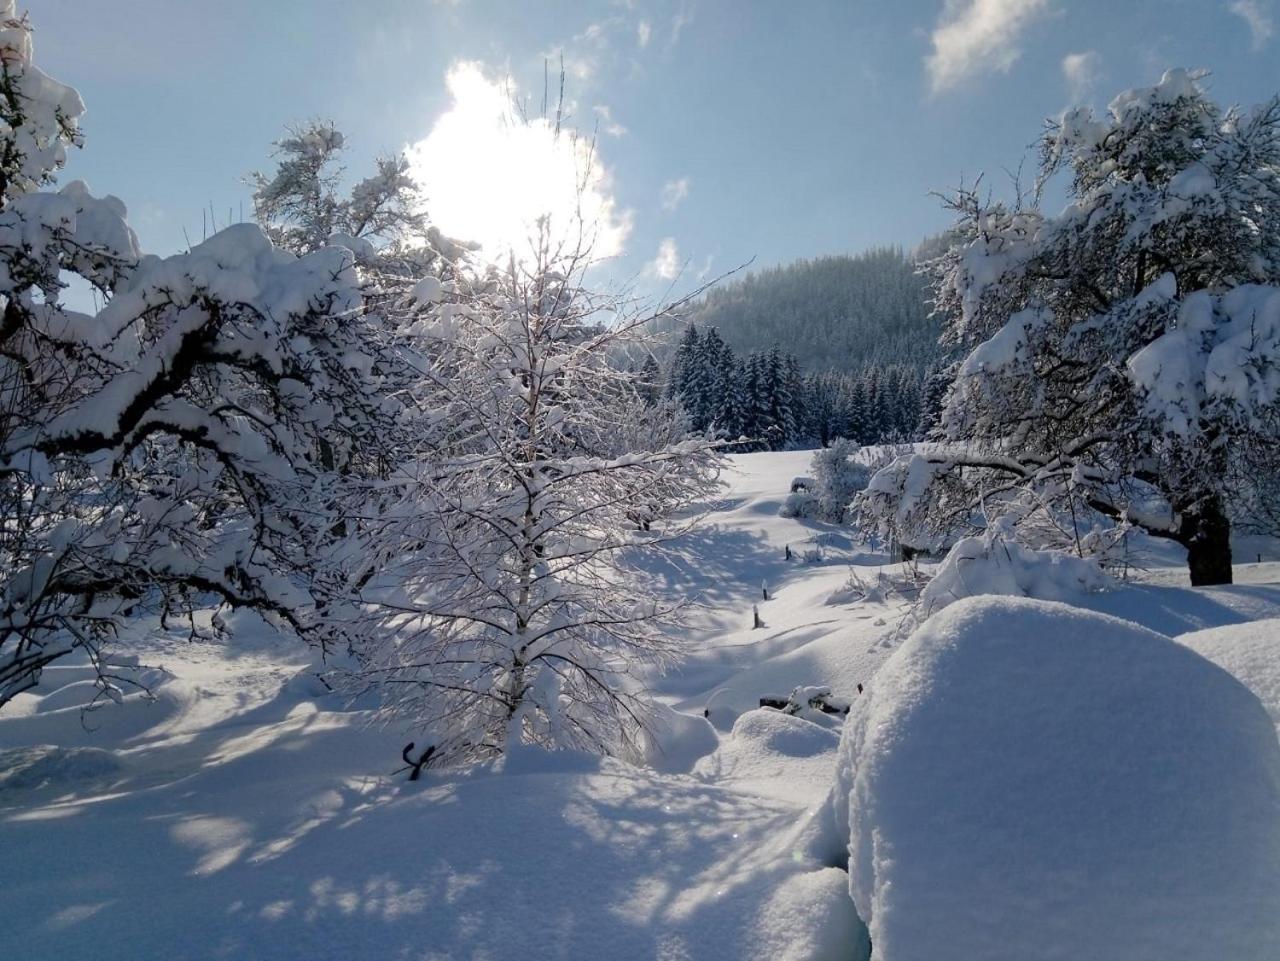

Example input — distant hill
[685,247,942,373]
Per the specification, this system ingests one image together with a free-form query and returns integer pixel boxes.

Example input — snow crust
[1179,618,1280,731]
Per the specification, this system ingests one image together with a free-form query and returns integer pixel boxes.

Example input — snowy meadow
[4,3,1280,960]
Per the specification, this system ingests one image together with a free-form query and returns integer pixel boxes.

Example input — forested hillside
[687,247,941,373]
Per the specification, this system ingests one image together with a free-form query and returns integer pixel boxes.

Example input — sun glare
[406,61,632,266]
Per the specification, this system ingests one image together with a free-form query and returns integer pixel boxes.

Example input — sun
[406,61,632,266]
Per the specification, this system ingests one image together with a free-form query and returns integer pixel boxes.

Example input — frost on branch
[344,125,723,763]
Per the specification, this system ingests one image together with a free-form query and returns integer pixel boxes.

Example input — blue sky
[36,0,1280,293]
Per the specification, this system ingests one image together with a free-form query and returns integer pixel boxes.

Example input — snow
[0,450,870,960]
[1127,281,1280,435]
[1179,618,1280,731]
[4,449,1280,959]
[909,525,1112,630]
[830,596,1280,961]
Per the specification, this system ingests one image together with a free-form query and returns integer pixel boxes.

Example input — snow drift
[831,596,1280,961]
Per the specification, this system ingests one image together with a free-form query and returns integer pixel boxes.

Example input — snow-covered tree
[859,70,1280,585]
[250,120,428,256]
[0,8,384,704]
[349,174,722,765]
[809,439,871,523]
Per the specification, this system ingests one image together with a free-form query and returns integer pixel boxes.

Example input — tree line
[657,323,945,450]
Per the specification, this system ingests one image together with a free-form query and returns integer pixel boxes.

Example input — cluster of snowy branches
[857,70,1280,585]
[661,323,932,450]
[0,7,399,703]
[0,10,721,767]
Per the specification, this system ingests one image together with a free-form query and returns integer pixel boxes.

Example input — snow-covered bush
[900,524,1111,635]
[831,596,1280,960]
[778,489,819,519]
[858,70,1280,585]
[807,439,871,522]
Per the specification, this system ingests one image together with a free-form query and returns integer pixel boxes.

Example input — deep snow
[830,596,1280,961]
[3,449,1280,960]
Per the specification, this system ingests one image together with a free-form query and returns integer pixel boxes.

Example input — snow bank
[643,702,718,774]
[831,596,1280,961]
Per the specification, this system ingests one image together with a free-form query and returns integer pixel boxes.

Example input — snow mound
[694,708,840,801]
[643,703,719,774]
[831,596,1280,961]
[754,866,868,961]
[1179,618,1280,729]
[908,529,1111,632]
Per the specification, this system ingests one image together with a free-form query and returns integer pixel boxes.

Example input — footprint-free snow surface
[4,450,1280,961]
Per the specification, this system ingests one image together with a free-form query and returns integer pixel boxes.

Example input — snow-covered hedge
[830,596,1280,961]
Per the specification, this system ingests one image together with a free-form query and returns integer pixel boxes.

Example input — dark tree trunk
[1179,493,1233,586]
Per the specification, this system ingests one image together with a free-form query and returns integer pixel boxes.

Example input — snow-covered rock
[694,708,840,802]
[831,596,1280,961]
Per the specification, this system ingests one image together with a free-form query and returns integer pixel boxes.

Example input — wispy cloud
[1230,0,1274,48]
[593,104,627,137]
[925,0,1049,93]
[669,5,693,49]
[637,19,652,48]
[1061,50,1101,103]
[647,237,681,280]
[660,177,690,212]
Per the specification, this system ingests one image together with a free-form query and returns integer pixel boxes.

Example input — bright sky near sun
[35,0,1280,292]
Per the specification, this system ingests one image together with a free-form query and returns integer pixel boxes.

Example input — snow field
[5,448,1280,960]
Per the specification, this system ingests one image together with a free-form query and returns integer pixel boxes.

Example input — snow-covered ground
[3,449,1280,960]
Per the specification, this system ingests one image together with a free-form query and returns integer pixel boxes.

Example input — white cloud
[647,237,681,280]
[1231,0,1274,48]
[406,61,632,264]
[1061,50,1101,103]
[637,19,652,48]
[660,177,690,212]
[925,0,1049,93]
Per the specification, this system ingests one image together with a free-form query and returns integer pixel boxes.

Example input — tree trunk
[1180,493,1233,587]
